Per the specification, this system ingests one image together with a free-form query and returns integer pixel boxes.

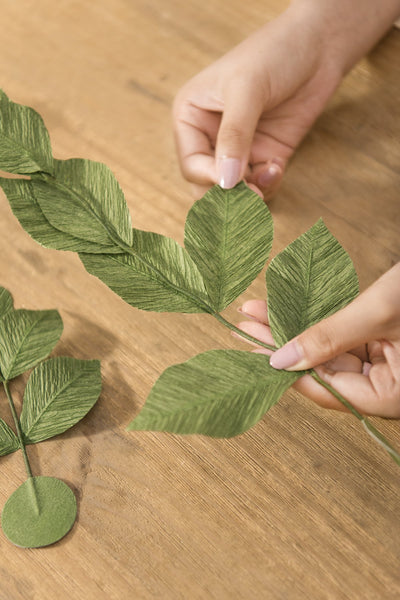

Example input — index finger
[173,101,219,185]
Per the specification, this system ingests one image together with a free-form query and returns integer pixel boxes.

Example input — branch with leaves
[0,89,398,469]
[0,285,101,547]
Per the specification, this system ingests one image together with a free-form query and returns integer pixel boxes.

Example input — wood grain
[0,1,399,598]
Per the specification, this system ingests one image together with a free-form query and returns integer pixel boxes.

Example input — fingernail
[257,162,282,188]
[218,157,241,189]
[362,361,372,376]
[270,341,302,370]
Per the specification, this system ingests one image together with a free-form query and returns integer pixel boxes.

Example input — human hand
[236,263,400,417]
[173,0,400,200]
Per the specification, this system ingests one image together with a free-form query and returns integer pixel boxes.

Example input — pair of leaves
[0,356,101,453]
[0,89,132,252]
[0,89,274,315]
[0,288,101,456]
[81,183,273,313]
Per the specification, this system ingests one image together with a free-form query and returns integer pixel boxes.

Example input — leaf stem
[310,370,361,419]
[213,313,277,352]
[3,381,40,513]
[310,370,400,466]
[215,315,400,467]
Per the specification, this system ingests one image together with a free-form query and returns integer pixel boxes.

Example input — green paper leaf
[0,419,19,456]
[129,350,302,437]
[0,177,124,254]
[0,286,13,317]
[1,476,77,548]
[20,357,101,444]
[0,309,63,380]
[185,183,273,311]
[80,229,211,313]
[31,158,133,247]
[0,89,53,175]
[266,219,359,346]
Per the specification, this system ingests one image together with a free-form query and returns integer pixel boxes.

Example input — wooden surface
[0,1,399,598]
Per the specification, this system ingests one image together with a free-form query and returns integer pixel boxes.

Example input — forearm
[288,0,400,74]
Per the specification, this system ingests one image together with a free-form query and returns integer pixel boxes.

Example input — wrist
[287,0,400,75]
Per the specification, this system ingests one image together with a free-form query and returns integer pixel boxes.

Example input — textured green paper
[32,159,133,248]
[0,309,63,380]
[185,182,273,312]
[0,177,125,254]
[0,286,13,317]
[81,230,211,313]
[129,350,302,437]
[0,419,20,456]
[21,357,102,444]
[1,477,77,548]
[0,89,53,175]
[266,219,359,347]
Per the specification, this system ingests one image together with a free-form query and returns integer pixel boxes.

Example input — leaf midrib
[214,192,230,310]
[0,419,19,449]
[299,234,314,335]
[0,132,46,172]
[150,370,288,418]
[53,179,213,313]
[22,368,86,437]
[3,312,49,379]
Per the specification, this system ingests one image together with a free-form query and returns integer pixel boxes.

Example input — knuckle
[300,321,339,363]
[220,123,250,147]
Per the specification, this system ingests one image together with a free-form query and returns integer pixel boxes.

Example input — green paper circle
[1,476,77,548]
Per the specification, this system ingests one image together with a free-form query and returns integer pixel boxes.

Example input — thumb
[269,286,388,371]
[216,85,263,189]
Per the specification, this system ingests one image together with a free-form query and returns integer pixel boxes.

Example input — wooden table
[0,1,399,598]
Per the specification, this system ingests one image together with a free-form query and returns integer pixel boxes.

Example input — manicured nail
[257,162,282,188]
[218,157,241,189]
[270,341,302,370]
[362,361,372,376]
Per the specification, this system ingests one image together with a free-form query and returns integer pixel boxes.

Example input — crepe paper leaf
[266,219,359,347]
[185,182,274,312]
[20,357,101,444]
[0,309,63,380]
[128,350,302,437]
[0,286,13,317]
[30,158,133,248]
[0,177,124,254]
[0,419,20,456]
[1,476,77,548]
[80,229,211,313]
[0,89,53,175]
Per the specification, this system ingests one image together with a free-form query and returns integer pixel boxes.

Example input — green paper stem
[310,371,400,466]
[213,313,277,352]
[218,315,400,467]
[3,381,39,514]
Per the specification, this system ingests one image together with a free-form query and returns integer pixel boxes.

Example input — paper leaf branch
[0,285,101,547]
[0,89,399,469]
